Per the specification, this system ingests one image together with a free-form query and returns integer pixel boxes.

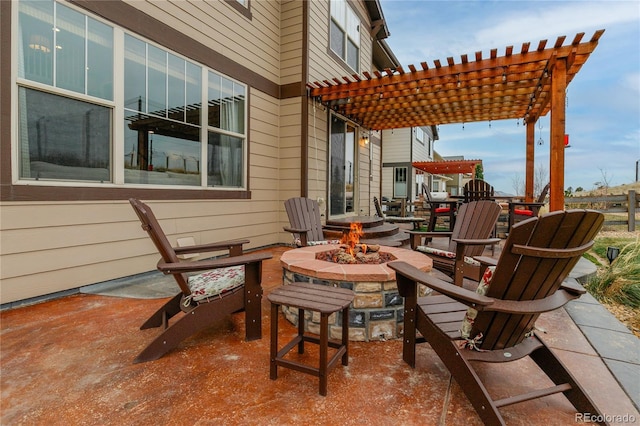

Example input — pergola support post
[549,58,567,211]
[525,121,535,202]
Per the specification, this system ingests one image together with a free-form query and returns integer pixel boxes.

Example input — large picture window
[329,0,360,72]
[15,0,247,190]
[329,115,356,216]
[123,35,203,186]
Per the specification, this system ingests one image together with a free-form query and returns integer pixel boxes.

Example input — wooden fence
[564,190,638,232]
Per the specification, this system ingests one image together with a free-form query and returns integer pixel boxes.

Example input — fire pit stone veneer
[280,245,432,342]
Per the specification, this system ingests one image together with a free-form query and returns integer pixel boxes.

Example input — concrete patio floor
[1,245,639,425]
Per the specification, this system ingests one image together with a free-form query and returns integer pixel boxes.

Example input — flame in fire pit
[340,222,365,256]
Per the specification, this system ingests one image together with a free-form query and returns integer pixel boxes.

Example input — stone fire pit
[280,245,432,341]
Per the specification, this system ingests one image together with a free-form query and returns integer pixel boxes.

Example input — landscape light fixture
[606,246,620,264]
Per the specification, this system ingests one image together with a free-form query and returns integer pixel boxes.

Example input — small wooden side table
[268,282,355,396]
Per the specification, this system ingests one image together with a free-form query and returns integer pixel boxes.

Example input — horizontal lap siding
[281,0,303,85]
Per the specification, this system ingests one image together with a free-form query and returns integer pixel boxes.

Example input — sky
[379,0,640,194]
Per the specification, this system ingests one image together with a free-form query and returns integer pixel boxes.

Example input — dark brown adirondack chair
[129,198,272,363]
[421,183,458,232]
[407,200,501,286]
[283,197,340,246]
[390,209,605,425]
[463,178,495,202]
[509,182,550,231]
[374,196,426,229]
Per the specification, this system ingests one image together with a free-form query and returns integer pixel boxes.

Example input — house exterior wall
[0,0,385,305]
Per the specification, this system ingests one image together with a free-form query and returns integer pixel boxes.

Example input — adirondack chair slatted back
[473,210,604,350]
[373,196,384,217]
[284,197,325,243]
[447,200,501,257]
[421,183,438,205]
[463,179,494,202]
[130,198,191,295]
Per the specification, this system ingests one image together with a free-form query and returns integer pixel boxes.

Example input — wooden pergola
[412,159,481,175]
[309,30,604,210]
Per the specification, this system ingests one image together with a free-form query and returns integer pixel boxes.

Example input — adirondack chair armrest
[406,230,453,238]
[473,256,498,267]
[283,225,310,234]
[158,252,272,274]
[452,238,501,260]
[174,239,250,256]
[389,261,494,308]
[483,289,580,314]
[560,277,587,295]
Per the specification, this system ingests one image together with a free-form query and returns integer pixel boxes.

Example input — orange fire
[340,222,366,256]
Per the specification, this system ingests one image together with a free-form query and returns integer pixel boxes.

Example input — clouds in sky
[379,0,640,192]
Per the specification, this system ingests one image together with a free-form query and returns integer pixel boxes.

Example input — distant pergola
[412,159,481,175]
[309,30,604,210]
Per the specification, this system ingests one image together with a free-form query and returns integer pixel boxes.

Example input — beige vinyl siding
[382,128,411,163]
[279,96,305,240]
[412,131,430,162]
[381,167,394,200]
[370,139,382,208]
[357,147,369,215]
[281,0,303,85]
[124,0,282,82]
[0,198,278,304]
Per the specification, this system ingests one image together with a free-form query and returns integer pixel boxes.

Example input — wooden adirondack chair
[283,197,340,246]
[421,183,458,232]
[373,196,426,229]
[129,198,272,363]
[509,182,550,230]
[463,178,495,202]
[390,209,605,425]
[407,200,501,286]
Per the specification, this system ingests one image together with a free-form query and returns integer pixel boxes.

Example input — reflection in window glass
[124,36,203,186]
[124,35,146,111]
[207,133,243,187]
[56,5,85,93]
[18,0,113,100]
[329,116,355,215]
[123,117,201,186]
[148,45,167,116]
[87,19,113,100]
[19,88,111,182]
[185,62,201,126]
[208,73,245,133]
[19,1,54,85]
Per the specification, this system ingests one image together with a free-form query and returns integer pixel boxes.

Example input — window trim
[328,0,360,73]
[4,0,257,201]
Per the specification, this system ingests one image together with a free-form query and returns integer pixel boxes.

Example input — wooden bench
[268,282,355,396]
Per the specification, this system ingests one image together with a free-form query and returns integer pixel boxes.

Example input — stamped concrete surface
[1,246,638,425]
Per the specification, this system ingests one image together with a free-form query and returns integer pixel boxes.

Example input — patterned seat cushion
[415,246,480,266]
[186,265,245,302]
[459,266,496,349]
[293,238,341,247]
